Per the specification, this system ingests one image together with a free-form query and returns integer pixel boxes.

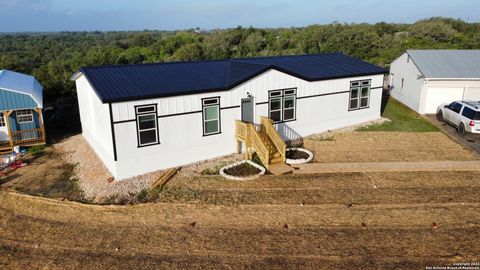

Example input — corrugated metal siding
[0,88,37,111]
[407,50,480,79]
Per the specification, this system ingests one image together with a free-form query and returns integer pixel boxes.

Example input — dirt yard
[304,131,478,163]
[1,169,479,269]
[1,130,480,268]
[1,131,477,204]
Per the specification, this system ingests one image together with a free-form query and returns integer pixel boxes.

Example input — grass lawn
[358,97,439,132]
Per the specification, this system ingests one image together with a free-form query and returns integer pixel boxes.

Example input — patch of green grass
[136,189,149,203]
[62,163,92,203]
[357,98,439,132]
[28,145,46,157]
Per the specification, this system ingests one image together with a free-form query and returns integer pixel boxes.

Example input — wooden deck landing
[268,163,294,175]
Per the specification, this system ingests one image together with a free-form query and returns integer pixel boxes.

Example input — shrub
[28,145,46,157]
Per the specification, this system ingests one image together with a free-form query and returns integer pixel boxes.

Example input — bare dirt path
[293,160,480,174]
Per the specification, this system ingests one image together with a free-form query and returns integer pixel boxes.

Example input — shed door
[241,97,254,123]
[0,112,8,142]
[463,87,480,101]
[423,87,464,114]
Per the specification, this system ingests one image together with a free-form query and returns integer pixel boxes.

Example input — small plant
[147,186,163,200]
[309,134,335,142]
[28,145,46,157]
[136,189,149,203]
[200,162,228,175]
[103,195,117,205]
[250,153,265,167]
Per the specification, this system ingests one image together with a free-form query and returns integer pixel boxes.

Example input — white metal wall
[107,69,384,179]
[389,52,426,113]
[75,75,117,176]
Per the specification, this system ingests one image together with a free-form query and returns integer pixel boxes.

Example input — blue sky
[0,0,478,32]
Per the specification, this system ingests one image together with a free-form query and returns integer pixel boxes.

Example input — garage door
[463,87,480,101]
[423,87,464,114]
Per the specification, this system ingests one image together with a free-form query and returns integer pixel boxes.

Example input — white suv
[436,101,480,136]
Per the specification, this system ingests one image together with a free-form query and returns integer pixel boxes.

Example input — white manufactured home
[390,50,480,114]
[72,53,386,180]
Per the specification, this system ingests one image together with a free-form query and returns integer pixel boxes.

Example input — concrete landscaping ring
[220,160,266,181]
[285,147,314,165]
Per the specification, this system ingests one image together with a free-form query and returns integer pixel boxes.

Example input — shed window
[202,97,220,136]
[0,113,5,127]
[268,89,296,123]
[16,109,34,123]
[349,80,370,110]
[136,105,159,146]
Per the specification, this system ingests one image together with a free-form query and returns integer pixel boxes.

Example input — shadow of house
[381,86,391,115]
[276,123,303,147]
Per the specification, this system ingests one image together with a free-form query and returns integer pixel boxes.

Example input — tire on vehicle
[436,110,443,122]
[457,123,466,137]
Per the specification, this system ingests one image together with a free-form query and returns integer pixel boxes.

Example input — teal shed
[0,70,46,151]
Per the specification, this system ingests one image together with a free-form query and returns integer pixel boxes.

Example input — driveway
[425,114,480,155]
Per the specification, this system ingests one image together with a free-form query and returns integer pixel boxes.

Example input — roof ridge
[80,53,342,70]
[82,58,229,70]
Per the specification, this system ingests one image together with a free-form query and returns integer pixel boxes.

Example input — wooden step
[268,163,293,175]
[270,156,284,164]
[271,152,281,157]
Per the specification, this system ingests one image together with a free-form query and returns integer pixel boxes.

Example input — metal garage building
[389,50,480,114]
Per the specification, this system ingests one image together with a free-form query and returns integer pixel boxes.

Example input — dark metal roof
[78,53,386,103]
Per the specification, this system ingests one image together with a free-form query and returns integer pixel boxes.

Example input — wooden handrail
[235,120,249,142]
[260,116,286,162]
[10,128,45,143]
[247,123,269,166]
[235,120,270,166]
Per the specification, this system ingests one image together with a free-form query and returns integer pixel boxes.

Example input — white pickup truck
[436,101,480,136]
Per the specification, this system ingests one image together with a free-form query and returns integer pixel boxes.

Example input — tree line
[1,17,479,104]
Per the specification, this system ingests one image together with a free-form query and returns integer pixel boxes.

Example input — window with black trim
[268,89,297,123]
[0,112,5,127]
[349,80,370,110]
[16,109,34,123]
[136,105,159,146]
[202,97,220,136]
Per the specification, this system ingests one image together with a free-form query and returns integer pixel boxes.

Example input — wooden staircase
[235,116,293,175]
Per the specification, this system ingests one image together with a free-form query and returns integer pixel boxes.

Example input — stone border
[286,147,314,165]
[219,160,266,181]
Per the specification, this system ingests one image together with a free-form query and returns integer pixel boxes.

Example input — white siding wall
[76,75,117,175]
[389,53,426,113]
[108,69,384,179]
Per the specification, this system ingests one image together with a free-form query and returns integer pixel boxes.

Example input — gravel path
[55,135,164,202]
[55,134,243,202]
